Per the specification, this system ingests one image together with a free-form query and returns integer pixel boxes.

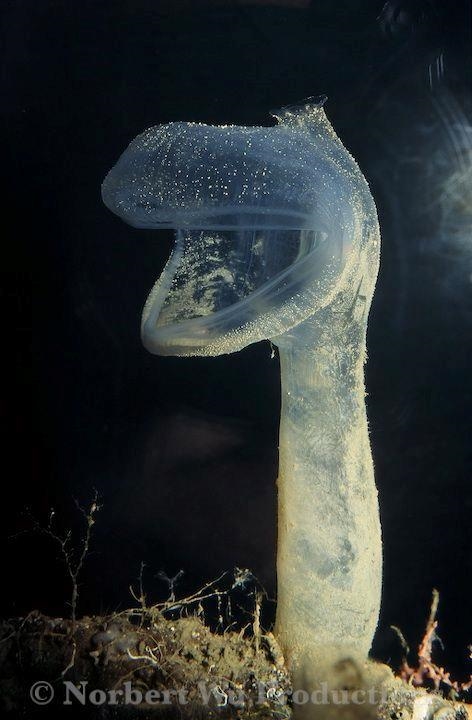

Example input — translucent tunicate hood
[102,98,373,356]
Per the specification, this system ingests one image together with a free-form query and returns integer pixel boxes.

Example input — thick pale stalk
[274,310,382,674]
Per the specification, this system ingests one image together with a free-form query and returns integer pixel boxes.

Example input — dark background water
[2,0,471,679]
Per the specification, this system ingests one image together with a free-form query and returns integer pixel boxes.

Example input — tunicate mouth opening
[141,221,341,354]
[113,203,322,232]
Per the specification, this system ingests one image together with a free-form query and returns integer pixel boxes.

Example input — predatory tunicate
[102,96,382,688]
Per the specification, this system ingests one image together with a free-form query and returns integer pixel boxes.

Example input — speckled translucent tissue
[103,97,382,677]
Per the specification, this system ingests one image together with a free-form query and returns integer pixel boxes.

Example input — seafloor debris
[0,609,292,718]
[0,606,470,719]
